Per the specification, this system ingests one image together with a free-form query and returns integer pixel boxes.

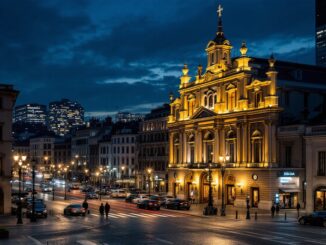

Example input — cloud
[0,0,315,117]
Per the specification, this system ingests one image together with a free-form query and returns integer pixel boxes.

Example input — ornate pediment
[191,106,217,119]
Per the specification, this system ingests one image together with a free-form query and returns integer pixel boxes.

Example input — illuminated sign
[278,171,298,177]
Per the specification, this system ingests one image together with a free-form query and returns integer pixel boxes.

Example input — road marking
[304,240,326,245]
[27,235,42,245]
[77,240,97,245]
[154,214,176,217]
[110,213,126,218]
[138,213,158,217]
[158,214,177,217]
[116,213,138,218]
[156,238,174,244]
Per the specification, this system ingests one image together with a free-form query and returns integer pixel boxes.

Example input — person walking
[296,202,301,218]
[82,199,89,215]
[275,204,280,215]
[99,203,104,216]
[105,202,110,218]
[271,205,275,218]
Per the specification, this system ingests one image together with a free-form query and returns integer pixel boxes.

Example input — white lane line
[159,214,177,217]
[90,213,99,217]
[156,238,174,244]
[303,240,326,245]
[154,214,175,217]
[110,213,127,218]
[77,240,97,245]
[27,235,42,245]
[137,213,158,217]
[116,213,138,217]
[129,213,146,217]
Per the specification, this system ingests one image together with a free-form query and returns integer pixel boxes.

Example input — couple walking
[99,202,110,218]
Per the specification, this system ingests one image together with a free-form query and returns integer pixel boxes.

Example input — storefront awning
[279,189,301,193]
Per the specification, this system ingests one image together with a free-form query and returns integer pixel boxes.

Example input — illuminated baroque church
[167,5,304,210]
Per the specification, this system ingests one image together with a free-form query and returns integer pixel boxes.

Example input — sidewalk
[166,203,303,222]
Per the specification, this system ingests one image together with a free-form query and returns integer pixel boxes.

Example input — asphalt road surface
[6,190,326,245]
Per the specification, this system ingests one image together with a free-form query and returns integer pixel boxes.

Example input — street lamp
[50,164,55,201]
[64,166,68,200]
[121,166,125,188]
[219,155,230,216]
[13,154,27,224]
[203,160,217,215]
[147,168,152,196]
[30,159,37,222]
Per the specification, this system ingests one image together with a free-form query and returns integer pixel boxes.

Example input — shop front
[315,186,326,211]
[277,171,300,209]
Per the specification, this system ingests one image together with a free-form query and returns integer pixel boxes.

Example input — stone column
[264,120,271,164]
[242,122,248,163]
[179,132,183,164]
[182,131,187,163]
[169,132,174,164]
[236,124,241,164]
[214,127,220,162]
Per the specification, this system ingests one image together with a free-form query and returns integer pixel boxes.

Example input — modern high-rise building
[48,99,85,136]
[14,103,47,125]
[316,0,326,66]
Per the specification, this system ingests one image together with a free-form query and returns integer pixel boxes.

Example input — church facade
[166,6,305,210]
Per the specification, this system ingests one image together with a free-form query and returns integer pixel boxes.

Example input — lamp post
[30,159,36,222]
[50,164,55,201]
[203,160,217,215]
[64,166,68,200]
[219,155,230,216]
[121,166,125,188]
[13,154,27,224]
[147,168,152,196]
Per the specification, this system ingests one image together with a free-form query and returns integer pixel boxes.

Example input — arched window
[251,130,263,163]
[208,95,213,108]
[173,136,180,164]
[204,131,214,163]
[226,130,236,163]
[175,108,180,121]
[204,96,208,107]
[188,134,195,164]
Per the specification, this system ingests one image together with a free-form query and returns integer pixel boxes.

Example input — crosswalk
[90,212,178,219]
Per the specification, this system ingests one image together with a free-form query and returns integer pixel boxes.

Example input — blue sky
[0,0,315,117]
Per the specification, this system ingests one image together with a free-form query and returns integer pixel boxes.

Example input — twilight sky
[0,0,315,118]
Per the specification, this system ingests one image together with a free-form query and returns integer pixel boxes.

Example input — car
[41,186,53,193]
[26,202,47,218]
[23,198,44,208]
[63,204,86,216]
[110,189,127,198]
[125,194,138,203]
[149,195,165,206]
[137,200,160,210]
[24,187,37,194]
[298,211,326,227]
[132,194,149,204]
[161,195,175,206]
[165,199,191,210]
[86,192,99,199]
[70,184,80,190]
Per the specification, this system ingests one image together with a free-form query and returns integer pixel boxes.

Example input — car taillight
[71,208,76,212]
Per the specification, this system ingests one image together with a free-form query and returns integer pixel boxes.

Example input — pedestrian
[105,202,110,218]
[99,203,104,216]
[275,204,280,215]
[82,199,89,214]
[271,205,275,218]
[296,202,301,217]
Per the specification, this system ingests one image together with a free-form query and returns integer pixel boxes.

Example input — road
[5,189,326,245]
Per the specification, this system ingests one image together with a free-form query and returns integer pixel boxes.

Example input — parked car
[125,194,138,203]
[63,204,86,216]
[149,195,165,206]
[110,189,127,198]
[137,200,160,210]
[41,186,52,193]
[298,211,326,227]
[26,202,47,218]
[161,195,175,206]
[86,192,99,199]
[24,187,37,194]
[132,194,149,204]
[165,199,191,210]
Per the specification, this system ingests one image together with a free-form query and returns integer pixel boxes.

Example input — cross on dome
[217,4,223,17]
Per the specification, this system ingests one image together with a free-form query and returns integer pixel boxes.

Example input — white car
[110,189,127,198]
[132,194,149,204]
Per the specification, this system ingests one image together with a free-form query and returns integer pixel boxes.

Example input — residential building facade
[137,104,170,191]
[0,84,19,214]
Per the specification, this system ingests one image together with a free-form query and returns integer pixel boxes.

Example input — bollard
[255,212,257,221]
[284,212,287,221]
[236,210,238,219]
